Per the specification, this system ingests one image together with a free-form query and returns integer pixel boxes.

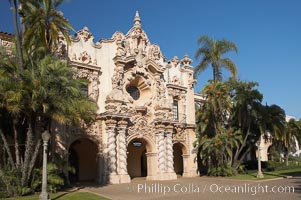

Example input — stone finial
[133,11,141,28]
[181,54,192,66]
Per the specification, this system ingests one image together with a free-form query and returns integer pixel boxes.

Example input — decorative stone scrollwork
[155,78,167,107]
[171,56,179,66]
[149,44,161,61]
[128,116,154,139]
[0,39,12,54]
[85,122,100,136]
[171,75,180,85]
[76,26,92,42]
[54,35,67,58]
[181,54,192,66]
[113,32,126,57]
[111,65,124,90]
[79,51,92,64]
[73,67,100,101]
[173,125,187,142]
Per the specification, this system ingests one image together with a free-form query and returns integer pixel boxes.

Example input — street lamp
[256,135,264,178]
[40,130,51,200]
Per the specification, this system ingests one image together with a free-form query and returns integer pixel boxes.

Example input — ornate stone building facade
[0,12,198,184]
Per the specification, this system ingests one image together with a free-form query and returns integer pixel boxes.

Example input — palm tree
[8,0,24,70]
[281,119,301,166]
[0,51,97,192]
[228,80,263,169]
[21,0,74,53]
[198,80,232,137]
[195,35,238,81]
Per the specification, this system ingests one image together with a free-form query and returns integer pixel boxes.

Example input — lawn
[5,191,110,200]
[229,167,301,180]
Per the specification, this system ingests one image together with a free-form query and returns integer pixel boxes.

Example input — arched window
[127,86,140,100]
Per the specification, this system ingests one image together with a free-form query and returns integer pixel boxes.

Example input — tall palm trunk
[0,129,15,169]
[285,148,289,166]
[12,0,24,71]
[13,119,20,168]
[27,139,41,182]
[21,124,34,187]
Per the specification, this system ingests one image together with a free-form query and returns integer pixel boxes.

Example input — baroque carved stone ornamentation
[54,34,67,58]
[171,56,179,66]
[76,26,92,42]
[166,133,174,172]
[79,51,92,64]
[74,67,100,101]
[85,122,100,136]
[128,116,154,139]
[149,44,161,61]
[157,132,165,171]
[171,75,180,85]
[155,78,167,107]
[117,120,128,174]
[0,39,12,54]
[113,32,126,57]
[181,54,192,66]
[173,126,186,142]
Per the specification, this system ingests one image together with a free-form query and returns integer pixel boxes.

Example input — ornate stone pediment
[76,26,93,42]
[128,115,154,139]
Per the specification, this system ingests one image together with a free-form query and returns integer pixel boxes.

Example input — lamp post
[256,135,264,178]
[40,130,51,200]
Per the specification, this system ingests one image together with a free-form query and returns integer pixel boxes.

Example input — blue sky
[1,0,301,119]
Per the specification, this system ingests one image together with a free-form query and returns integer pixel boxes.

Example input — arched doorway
[127,138,148,178]
[68,138,98,183]
[173,143,184,176]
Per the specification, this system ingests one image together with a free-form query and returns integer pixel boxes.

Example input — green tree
[194,81,240,175]
[281,119,301,166]
[21,0,74,53]
[228,80,263,169]
[195,35,238,81]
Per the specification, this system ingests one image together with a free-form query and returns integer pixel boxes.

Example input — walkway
[80,177,301,200]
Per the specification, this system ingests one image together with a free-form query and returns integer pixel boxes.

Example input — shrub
[0,167,31,197]
[208,165,237,176]
[31,163,64,193]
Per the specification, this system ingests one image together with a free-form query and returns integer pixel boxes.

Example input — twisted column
[166,133,174,173]
[157,131,166,172]
[106,119,117,174]
[118,120,128,174]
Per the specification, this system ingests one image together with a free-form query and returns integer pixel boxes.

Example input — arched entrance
[127,138,148,178]
[173,143,184,176]
[68,138,98,182]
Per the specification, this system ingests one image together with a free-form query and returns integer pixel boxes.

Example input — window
[127,86,140,100]
[173,100,179,121]
[81,84,89,96]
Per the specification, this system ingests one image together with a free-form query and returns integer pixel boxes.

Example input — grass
[4,191,110,200]
[229,167,301,180]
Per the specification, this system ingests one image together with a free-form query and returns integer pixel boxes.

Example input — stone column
[105,119,119,184]
[145,152,157,180]
[156,125,166,174]
[165,126,174,173]
[182,154,189,177]
[165,125,177,179]
[96,152,104,184]
[117,120,130,183]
